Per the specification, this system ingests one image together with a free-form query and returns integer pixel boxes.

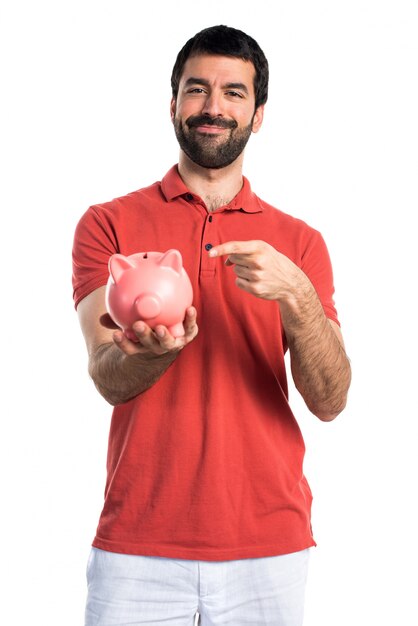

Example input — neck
[178,152,244,212]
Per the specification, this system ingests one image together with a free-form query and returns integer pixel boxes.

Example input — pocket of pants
[86,548,95,583]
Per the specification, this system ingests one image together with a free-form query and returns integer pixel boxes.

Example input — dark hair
[171,25,269,110]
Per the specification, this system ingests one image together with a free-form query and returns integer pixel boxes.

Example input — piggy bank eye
[143,253,148,259]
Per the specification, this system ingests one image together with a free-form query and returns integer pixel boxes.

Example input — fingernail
[156,328,165,338]
[208,249,218,257]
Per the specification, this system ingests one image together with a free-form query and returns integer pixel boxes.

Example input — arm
[77,285,198,406]
[209,241,351,421]
[278,282,351,421]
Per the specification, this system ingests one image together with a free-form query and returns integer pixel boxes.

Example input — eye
[226,91,244,99]
[187,88,206,94]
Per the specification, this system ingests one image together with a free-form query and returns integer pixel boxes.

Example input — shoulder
[257,194,308,226]
[74,181,165,243]
[84,180,163,219]
[255,193,322,244]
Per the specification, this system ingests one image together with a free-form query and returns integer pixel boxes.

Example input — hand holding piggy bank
[105,249,193,340]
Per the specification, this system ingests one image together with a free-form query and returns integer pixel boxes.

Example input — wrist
[278,275,316,323]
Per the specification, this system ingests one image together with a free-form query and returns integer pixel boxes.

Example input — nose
[201,92,224,118]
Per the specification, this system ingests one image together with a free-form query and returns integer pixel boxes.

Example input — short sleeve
[72,205,118,309]
[300,229,340,326]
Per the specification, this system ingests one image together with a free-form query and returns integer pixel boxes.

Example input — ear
[252,104,265,133]
[170,98,176,123]
[108,254,135,284]
[158,249,182,274]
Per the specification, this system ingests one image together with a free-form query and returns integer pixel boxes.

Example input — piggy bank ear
[108,254,135,284]
[158,249,182,274]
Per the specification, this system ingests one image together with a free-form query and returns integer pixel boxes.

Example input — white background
[1,1,417,624]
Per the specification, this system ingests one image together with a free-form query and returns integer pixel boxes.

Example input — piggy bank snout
[135,294,162,320]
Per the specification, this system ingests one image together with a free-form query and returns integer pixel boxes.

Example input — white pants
[85,547,310,626]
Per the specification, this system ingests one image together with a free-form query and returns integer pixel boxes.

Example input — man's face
[171,54,264,169]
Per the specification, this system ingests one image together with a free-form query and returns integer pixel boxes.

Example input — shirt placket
[200,211,221,279]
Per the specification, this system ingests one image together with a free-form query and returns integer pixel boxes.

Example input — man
[73,24,351,626]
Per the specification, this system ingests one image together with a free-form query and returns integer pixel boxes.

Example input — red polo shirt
[72,165,339,560]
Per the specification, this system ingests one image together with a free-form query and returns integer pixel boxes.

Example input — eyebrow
[184,77,249,95]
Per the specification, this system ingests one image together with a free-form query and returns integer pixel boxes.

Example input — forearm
[206,239,350,420]
[280,280,351,421]
[89,342,178,405]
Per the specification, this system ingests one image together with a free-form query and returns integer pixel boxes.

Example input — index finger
[208,240,259,259]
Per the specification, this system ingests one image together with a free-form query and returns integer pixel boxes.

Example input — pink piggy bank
[105,249,193,340]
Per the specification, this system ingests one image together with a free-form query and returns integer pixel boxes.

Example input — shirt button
[205,243,213,251]
[185,193,193,201]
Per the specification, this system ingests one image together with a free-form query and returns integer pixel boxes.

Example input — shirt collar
[161,164,263,213]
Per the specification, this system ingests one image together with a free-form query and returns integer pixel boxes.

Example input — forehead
[179,54,256,94]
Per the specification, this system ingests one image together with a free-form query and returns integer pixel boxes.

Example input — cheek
[230,106,254,127]
[171,99,191,123]
[177,101,196,119]
[172,104,185,124]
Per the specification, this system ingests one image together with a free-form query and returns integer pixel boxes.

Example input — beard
[174,113,254,169]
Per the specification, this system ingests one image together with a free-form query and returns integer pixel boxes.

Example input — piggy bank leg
[167,322,185,338]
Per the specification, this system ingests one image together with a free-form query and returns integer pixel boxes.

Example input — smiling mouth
[194,125,229,134]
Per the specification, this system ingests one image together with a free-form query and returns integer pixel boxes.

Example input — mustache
[186,115,238,130]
